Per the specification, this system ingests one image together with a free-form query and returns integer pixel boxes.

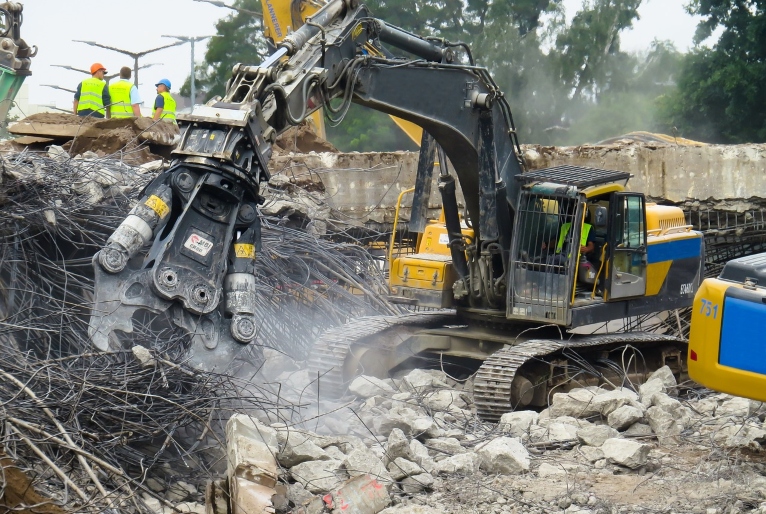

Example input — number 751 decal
[699,298,719,319]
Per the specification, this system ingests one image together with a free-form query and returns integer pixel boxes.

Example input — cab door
[607,193,647,299]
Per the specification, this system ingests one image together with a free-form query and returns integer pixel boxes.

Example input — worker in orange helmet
[73,63,111,118]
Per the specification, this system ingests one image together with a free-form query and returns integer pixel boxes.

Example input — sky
[19,0,708,112]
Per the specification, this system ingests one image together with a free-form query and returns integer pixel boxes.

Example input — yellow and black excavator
[88,0,705,420]
[688,254,766,402]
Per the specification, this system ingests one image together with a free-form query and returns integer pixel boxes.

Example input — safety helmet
[90,62,107,74]
[155,78,171,90]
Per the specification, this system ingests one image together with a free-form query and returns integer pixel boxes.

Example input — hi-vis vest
[77,77,106,116]
[153,92,176,123]
[556,222,592,255]
[109,80,134,118]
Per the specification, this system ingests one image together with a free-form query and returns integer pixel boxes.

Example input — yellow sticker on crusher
[145,195,170,218]
[234,244,256,259]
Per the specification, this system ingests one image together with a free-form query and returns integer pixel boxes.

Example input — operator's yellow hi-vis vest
[556,222,592,256]
[153,91,176,123]
[109,80,134,118]
[77,77,106,116]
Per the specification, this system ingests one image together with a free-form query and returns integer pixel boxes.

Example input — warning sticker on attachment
[145,195,170,218]
[234,244,255,259]
[184,233,214,257]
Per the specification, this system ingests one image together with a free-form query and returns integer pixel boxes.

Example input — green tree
[182,0,267,101]
[562,40,683,144]
[658,0,766,143]
[187,0,665,149]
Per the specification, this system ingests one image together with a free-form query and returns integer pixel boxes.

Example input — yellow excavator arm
[260,0,424,145]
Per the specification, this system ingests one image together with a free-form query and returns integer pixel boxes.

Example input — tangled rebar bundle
[0,148,404,512]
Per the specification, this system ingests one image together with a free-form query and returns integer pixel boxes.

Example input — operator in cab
[542,208,595,266]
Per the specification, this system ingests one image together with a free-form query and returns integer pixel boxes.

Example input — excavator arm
[88,0,524,370]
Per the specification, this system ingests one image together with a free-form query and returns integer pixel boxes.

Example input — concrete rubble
[202,354,766,514]
[4,124,766,513]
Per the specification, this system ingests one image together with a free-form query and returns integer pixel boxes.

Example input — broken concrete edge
[223,413,395,514]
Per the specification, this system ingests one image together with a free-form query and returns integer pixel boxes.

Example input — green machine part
[0,66,27,121]
[0,2,37,122]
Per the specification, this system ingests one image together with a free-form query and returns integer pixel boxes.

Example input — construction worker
[152,78,176,123]
[108,66,142,118]
[73,63,111,118]
[542,207,595,267]
[555,211,595,256]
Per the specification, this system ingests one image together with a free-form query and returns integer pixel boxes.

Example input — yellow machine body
[688,253,766,402]
[643,203,700,297]
[390,219,474,308]
[389,180,701,314]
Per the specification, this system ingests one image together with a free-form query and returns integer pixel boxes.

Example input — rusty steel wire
[0,149,404,512]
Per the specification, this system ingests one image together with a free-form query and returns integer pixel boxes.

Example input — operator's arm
[73,83,81,115]
[153,94,163,121]
[130,85,142,117]
[580,227,595,254]
[102,87,111,119]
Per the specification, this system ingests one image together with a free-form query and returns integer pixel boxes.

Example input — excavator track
[474,333,686,421]
[308,312,686,422]
[308,311,457,397]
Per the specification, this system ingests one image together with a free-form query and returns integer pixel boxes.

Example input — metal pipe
[278,0,348,55]
[438,175,469,279]
[375,20,445,63]
[389,187,415,269]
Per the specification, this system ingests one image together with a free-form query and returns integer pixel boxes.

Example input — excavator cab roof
[518,165,633,189]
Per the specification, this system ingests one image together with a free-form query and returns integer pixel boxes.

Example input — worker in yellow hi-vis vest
[73,63,111,118]
[109,67,142,118]
[542,208,595,267]
[152,78,176,124]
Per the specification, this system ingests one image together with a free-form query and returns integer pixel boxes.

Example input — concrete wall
[268,142,766,226]
[524,143,766,210]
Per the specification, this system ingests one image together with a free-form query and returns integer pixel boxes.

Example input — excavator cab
[507,165,703,328]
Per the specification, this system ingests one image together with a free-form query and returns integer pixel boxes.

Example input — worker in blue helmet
[152,78,177,123]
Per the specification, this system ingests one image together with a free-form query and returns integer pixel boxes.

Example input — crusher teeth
[474,333,686,422]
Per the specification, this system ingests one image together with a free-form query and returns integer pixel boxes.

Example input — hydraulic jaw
[87,0,355,371]
[89,90,274,372]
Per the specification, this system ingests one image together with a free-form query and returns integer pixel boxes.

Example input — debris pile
[6,113,180,164]
[3,114,335,167]
[1,144,766,514]
[227,355,766,514]
[0,149,401,512]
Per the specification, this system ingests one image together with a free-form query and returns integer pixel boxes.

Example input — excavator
[0,2,36,121]
[87,0,705,420]
[688,254,766,402]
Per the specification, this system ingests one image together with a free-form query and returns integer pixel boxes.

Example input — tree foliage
[658,0,766,143]
[190,0,683,149]
[182,0,267,100]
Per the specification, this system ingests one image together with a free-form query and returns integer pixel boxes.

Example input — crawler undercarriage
[308,311,686,421]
